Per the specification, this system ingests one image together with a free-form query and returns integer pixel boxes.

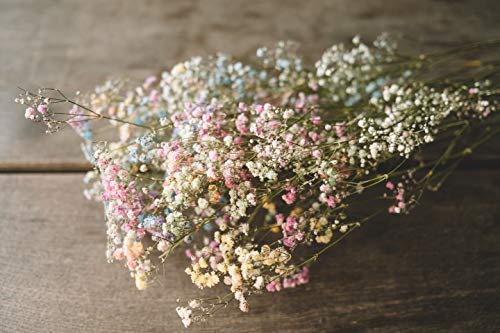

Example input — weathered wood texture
[1,0,500,168]
[1,1,500,332]
[1,172,499,332]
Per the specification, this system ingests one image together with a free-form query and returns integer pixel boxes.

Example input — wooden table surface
[1,1,499,332]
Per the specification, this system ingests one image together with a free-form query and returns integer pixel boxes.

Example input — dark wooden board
[2,1,500,332]
[0,171,499,332]
[1,0,500,168]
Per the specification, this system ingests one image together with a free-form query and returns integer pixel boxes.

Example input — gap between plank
[0,162,92,173]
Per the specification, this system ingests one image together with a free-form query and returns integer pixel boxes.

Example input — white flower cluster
[315,34,397,106]
[346,83,497,167]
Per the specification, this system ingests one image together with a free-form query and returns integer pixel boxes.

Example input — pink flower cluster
[24,103,48,120]
[282,185,297,205]
[266,267,310,292]
[276,214,304,248]
[387,181,408,214]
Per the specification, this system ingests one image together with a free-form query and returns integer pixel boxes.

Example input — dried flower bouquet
[16,35,499,327]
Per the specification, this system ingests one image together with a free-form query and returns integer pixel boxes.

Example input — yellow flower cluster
[309,217,333,243]
[185,257,220,289]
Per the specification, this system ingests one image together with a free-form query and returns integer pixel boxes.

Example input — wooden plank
[1,0,500,168]
[0,171,499,332]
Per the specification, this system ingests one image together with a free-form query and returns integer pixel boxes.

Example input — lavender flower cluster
[16,34,499,327]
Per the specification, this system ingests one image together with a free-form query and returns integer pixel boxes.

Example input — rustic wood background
[1,0,499,332]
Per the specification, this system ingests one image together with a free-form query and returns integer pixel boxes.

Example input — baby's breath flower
[16,34,499,328]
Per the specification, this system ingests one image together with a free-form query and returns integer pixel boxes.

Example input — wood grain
[1,1,500,332]
[1,0,500,168]
[0,171,499,332]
